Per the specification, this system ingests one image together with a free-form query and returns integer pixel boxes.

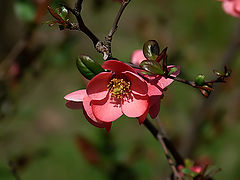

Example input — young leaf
[143,40,160,61]
[168,67,178,75]
[76,56,104,80]
[140,60,164,75]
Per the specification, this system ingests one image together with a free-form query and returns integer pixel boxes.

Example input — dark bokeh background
[1,0,240,179]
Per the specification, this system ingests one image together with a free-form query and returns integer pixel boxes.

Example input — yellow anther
[107,78,131,99]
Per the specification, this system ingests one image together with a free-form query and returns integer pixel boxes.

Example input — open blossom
[131,50,180,119]
[64,60,150,131]
[219,0,240,17]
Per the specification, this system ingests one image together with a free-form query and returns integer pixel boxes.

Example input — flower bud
[139,60,164,75]
[168,67,178,75]
[195,74,205,86]
[143,40,160,61]
[199,84,213,98]
[57,7,68,21]
[76,56,104,80]
[224,66,231,77]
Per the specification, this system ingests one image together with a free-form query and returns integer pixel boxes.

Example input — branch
[62,3,99,46]
[143,118,184,179]
[61,0,131,60]
[167,76,196,87]
[104,0,131,58]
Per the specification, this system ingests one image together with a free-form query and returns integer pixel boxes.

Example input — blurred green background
[1,0,240,179]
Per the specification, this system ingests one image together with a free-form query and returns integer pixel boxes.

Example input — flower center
[107,78,131,99]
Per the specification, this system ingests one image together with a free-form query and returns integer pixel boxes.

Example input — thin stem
[63,4,99,46]
[104,0,131,59]
[156,134,182,180]
[167,76,196,87]
[61,0,131,60]
[143,118,184,179]
[106,0,131,42]
[75,0,83,11]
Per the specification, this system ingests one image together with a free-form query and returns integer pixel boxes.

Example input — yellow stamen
[107,78,131,99]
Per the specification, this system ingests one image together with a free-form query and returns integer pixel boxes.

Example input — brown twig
[61,0,131,60]
[62,2,99,46]
[143,118,184,179]
[104,0,131,58]
[167,76,196,87]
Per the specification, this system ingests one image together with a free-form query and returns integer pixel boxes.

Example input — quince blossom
[131,50,180,119]
[219,0,240,17]
[64,60,150,131]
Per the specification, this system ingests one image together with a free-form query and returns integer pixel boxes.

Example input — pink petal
[86,72,112,100]
[122,71,148,96]
[138,105,150,124]
[148,83,163,97]
[64,89,86,102]
[121,93,149,117]
[91,93,123,122]
[82,95,112,131]
[102,60,136,74]
[83,108,112,132]
[157,65,180,89]
[131,49,145,66]
[83,95,98,123]
[65,100,83,109]
[234,0,240,12]
[222,0,240,17]
[149,96,161,119]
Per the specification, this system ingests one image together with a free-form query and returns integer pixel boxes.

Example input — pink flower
[131,50,180,119]
[64,60,150,131]
[220,0,240,17]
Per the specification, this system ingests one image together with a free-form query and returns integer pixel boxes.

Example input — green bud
[143,40,160,61]
[76,56,104,80]
[140,60,164,75]
[213,70,222,77]
[224,66,231,77]
[195,74,205,86]
[199,85,213,98]
[57,7,68,21]
[168,67,178,75]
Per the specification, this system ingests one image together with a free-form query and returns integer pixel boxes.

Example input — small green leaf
[14,0,35,23]
[181,168,198,177]
[168,67,178,75]
[57,7,68,21]
[213,70,222,77]
[195,74,205,86]
[48,6,66,25]
[140,60,164,75]
[76,56,104,80]
[143,40,160,61]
